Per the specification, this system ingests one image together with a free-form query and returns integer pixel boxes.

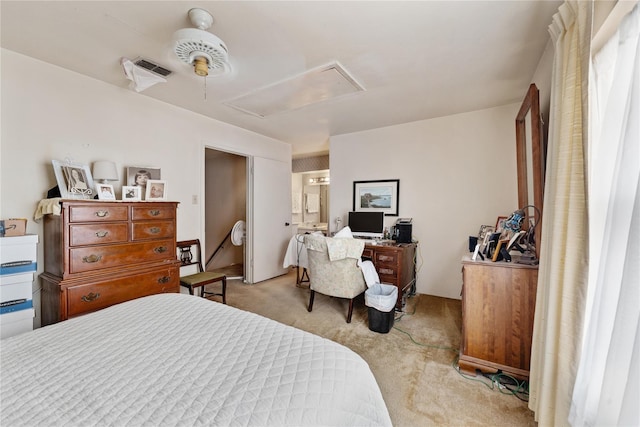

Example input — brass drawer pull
[379,255,394,262]
[149,210,161,216]
[95,231,109,238]
[82,254,102,263]
[149,227,161,234]
[81,292,100,302]
[153,246,167,254]
[95,210,109,218]
[379,268,394,275]
[157,276,170,284]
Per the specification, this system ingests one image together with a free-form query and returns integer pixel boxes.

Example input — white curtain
[570,3,640,426]
[528,2,592,425]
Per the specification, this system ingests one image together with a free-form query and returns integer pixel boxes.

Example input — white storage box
[0,234,38,275]
[1,272,34,302]
[0,308,34,339]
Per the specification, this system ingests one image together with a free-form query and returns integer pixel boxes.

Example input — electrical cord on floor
[393,325,458,352]
[451,355,530,402]
[395,295,529,402]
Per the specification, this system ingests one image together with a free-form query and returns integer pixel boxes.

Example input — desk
[362,242,417,311]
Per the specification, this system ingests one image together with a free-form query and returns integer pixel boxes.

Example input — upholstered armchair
[304,234,366,323]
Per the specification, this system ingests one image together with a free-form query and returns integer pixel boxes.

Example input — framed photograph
[122,186,141,201]
[495,216,508,232]
[477,225,494,241]
[352,179,399,216]
[97,184,116,200]
[52,160,96,199]
[145,180,167,200]
[492,238,510,262]
[126,166,161,192]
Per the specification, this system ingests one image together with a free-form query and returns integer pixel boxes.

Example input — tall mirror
[515,83,544,258]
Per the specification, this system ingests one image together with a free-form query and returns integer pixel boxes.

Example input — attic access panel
[224,62,364,118]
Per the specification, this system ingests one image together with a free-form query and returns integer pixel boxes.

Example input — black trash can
[365,283,398,334]
[367,306,394,333]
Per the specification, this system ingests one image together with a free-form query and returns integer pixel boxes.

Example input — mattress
[1,293,391,426]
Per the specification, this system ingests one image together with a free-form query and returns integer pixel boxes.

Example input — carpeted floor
[203,270,536,426]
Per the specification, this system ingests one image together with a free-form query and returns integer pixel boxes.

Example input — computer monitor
[348,211,384,239]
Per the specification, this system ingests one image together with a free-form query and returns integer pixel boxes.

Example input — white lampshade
[92,161,118,184]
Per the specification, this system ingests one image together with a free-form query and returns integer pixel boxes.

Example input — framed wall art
[352,179,399,216]
[145,180,167,201]
[52,160,95,199]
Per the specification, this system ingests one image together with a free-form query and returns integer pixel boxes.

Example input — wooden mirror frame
[515,83,544,258]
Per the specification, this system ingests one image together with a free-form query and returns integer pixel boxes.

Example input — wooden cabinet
[362,243,416,311]
[459,256,538,379]
[41,200,180,326]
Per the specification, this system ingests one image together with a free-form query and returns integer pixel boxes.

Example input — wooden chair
[177,239,226,304]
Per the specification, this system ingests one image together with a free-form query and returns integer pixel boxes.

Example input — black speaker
[396,223,412,243]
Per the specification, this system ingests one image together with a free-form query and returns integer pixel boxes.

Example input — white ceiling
[0,1,561,157]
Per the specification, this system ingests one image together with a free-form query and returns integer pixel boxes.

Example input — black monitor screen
[348,211,384,238]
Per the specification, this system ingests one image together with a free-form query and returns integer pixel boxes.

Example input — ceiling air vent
[133,57,173,77]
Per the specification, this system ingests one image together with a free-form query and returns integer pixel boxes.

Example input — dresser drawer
[132,205,175,221]
[69,240,175,274]
[70,223,129,246]
[378,270,398,284]
[374,251,399,266]
[69,205,129,223]
[66,267,179,317]
[131,221,175,241]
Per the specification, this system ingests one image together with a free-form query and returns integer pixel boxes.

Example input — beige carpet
[204,270,536,426]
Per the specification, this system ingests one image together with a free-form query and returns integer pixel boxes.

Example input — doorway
[204,149,246,280]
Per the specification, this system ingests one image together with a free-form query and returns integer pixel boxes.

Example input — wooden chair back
[177,239,204,273]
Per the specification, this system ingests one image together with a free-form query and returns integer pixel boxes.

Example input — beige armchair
[304,234,366,323]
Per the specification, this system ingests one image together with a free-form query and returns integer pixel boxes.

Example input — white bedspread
[0,294,391,427]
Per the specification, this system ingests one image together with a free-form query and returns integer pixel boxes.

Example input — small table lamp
[92,161,118,184]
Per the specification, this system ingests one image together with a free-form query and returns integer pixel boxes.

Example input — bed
[1,293,391,426]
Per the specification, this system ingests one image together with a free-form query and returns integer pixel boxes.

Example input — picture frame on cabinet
[122,186,141,201]
[145,180,167,200]
[492,238,510,262]
[126,166,161,197]
[495,216,508,233]
[52,160,96,199]
[97,184,116,200]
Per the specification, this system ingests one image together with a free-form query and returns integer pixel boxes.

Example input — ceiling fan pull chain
[204,75,207,101]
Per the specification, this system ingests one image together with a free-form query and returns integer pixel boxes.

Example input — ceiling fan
[172,8,231,78]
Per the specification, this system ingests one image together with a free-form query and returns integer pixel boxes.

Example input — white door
[249,157,291,283]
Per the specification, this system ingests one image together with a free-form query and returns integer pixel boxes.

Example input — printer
[393,218,412,243]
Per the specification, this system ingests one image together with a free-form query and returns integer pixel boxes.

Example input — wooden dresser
[41,200,180,326]
[362,242,417,311]
[459,255,538,379]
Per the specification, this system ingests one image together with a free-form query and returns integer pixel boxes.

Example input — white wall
[0,49,290,325]
[330,104,520,299]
